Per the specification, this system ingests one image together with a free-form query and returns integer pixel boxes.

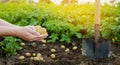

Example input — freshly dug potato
[31,42,37,47]
[41,40,47,43]
[32,53,36,56]
[42,44,46,46]
[73,46,78,50]
[33,57,41,61]
[50,54,55,59]
[33,57,44,61]
[37,53,42,57]
[65,48,70,52]
[18,56,25,60]
[25,52,31,57]
[34,26,46,34]
[72,42,77,46]
[30,57,34,60]
[20,42,25,46]
[51,49,56,53]
[39,57,44,61]
[60,45,65,49]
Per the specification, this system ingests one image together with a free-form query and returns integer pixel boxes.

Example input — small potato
[39,57,44,61]
[20,42,25,46]
[42,44,46,46]
[25,52,31,57]
[73,46,78,50]
[65,48,70,52]
[30,57,34,60]
[32,53,36,56]
[50,54,55,59]
[31,43,37,47]
[51,49,56,53]
[72,42,77,46]
[18,56,25,60]
[60,45,65,49]
[33,57,44,61]
[33,57,40,61]
[41,40,47,44]
[37,53,42,57]
[34,26,46,34]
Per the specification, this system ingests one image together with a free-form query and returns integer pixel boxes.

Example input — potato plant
[1,2,119,43]
[0,36,22,57]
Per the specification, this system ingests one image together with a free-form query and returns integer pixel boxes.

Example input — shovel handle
[94,0,100,41]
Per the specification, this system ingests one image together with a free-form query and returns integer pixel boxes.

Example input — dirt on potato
[1,40,120,65]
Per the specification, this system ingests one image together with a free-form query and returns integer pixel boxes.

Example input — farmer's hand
[15,26,48,41]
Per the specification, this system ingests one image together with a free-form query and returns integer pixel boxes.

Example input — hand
[15,26,48,41]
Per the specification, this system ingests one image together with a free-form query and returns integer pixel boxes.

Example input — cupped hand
[15,26,48,41]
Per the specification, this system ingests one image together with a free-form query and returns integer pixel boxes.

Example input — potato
[73,46,78,50]
[20,42,25,46]
[33,57,44,61]
[39,57,44,61]
[60,45,65,49]
[41,40,47,44]
[25,52,31,57]
[31,43,37,47]
[50,54,55,59]
[30,57,34,60]
[72,42,77,46]
[32,53,36,56]
[37,53,42,57]
[65,48,70,52]
[34,26,46,34]
[51,49,56,53]
[42,44,46,46]
[33,57,41,61]
[18,56,25,60]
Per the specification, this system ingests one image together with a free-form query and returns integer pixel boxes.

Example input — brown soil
[1,41,120,65]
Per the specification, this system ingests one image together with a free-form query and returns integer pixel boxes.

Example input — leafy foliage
[43,20,82,43]
[0,36,22,57]
[0,2,120,43]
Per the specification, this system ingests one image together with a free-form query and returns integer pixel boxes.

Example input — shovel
[82,0,111,58]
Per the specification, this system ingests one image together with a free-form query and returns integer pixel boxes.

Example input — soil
[1,40,120,65]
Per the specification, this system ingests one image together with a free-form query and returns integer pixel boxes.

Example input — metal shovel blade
[95,39,111,58]
[82,38,111,58]
[82,38,94,58]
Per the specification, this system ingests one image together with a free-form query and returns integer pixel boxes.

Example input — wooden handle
[95,0,100,24]
[94,0,100,40]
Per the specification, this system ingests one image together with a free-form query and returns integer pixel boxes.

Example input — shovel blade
[82,38,94,58]
[82,38,111,58]
[95,40,111,58]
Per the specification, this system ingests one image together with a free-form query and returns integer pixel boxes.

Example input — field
[0,1,120,65]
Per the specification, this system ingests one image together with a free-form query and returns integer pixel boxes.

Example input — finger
[34,35,48,41]
[39,33,48,38]
[30,26,35,30]
[29,30,41,36]
[25,26,36,31]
